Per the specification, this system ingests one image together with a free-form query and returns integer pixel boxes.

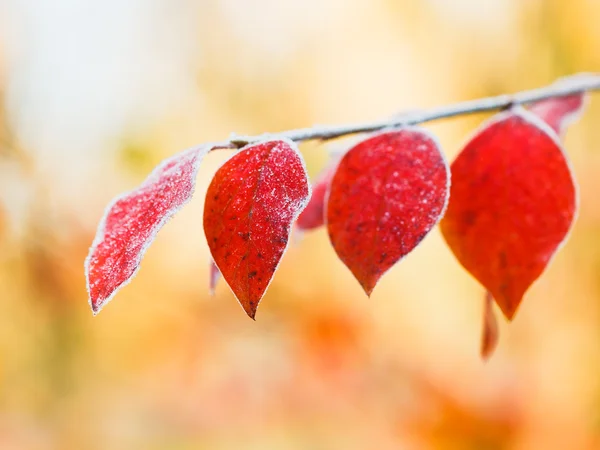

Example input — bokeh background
[1,0,600,448]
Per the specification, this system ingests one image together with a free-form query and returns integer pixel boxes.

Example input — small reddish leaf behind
[209,259,221,296]
[440,109,577,320]
[86,146,209,314]
[481,291,499,360]
[203,139,310,319]
[529,93,586,136]
[327,129,450,295]
[296,161,338,231]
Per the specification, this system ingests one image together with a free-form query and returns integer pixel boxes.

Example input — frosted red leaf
[440,109,577,320]
[529,92,586,136]
[203,139,310,319]
[85,146,210,315]
[209,259,221,296]
[327,129,450,295]
[481,291,499,360]
[296,161,338,231]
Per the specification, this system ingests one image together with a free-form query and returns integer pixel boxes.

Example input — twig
[224,73,600,147]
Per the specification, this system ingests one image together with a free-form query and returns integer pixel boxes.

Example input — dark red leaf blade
[529,92,586,137]
[327,129,450,295]
[296,161,338,231]
[481,291,499,360]
[440,109,577,320]
[86,146,210,315]
[203,139,310,319]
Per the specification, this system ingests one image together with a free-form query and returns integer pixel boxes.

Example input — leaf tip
[495,295,520,322]
[359,276,379,297]
[90,300,102,316]
[245,308,257,321]
[239,296,259,320]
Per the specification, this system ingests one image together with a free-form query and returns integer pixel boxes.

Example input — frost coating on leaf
[85,145,211,315]
[327,128,450,295]
[529,92,586,137]
[440,108,577,320]
[296,159,339,231]
[203,139,311,319]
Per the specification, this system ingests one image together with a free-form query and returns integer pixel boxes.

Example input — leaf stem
[219,73,600,147]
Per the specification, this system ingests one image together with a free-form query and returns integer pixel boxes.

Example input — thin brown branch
[220,73,599,148]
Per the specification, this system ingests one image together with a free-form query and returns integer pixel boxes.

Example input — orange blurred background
[1,0,600,448]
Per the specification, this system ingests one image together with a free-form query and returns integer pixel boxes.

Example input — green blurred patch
[118,139,160,176]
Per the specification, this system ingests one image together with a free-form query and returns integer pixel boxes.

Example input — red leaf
[481,291,499,360]
[296,161,337,231]
[529,93,586,136]
[440,109,577,320]
[209,259,221,296]
[86,146,210,315]
[327,129,450,295]
[203,139,310,319]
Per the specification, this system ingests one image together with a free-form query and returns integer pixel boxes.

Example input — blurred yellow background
[1,0,600,448]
